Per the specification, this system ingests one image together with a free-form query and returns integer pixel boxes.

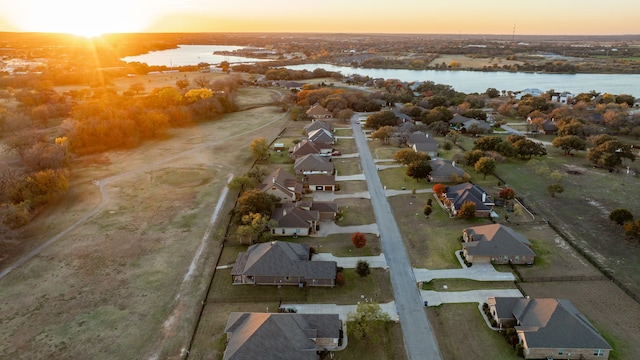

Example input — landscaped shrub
[336,272,346,286]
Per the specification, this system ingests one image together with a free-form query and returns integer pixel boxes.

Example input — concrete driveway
[413,264,516,282]
[314,222,378,237]
[421,289,523,307]
[312,253,388,269]
[281,301,399,322]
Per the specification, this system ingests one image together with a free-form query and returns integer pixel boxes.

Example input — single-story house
[295,200,339,220]
[538,119,558,135]
[449,114,491,133]
[294,154,334,175]
[261,168,303,203]
[289,139,333,159]
[429,159,468,183]
[231,241,336,286]
[271,206,319,236]
[444,182,494,217]
[305,119,333,134]
[551,91,574,104]
[306,174,336,192]
[487,297,612,360]
[307,128,335,145]
[223,312,341,360]
[462,224,535,264]
[408,131,439,157]
[306,103,332,119]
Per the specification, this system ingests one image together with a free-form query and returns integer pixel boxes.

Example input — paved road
[351,113,442,360]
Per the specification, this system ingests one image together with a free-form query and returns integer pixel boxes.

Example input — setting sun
[1,0,155,37]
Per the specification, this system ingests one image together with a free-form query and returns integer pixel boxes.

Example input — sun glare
[4,0,155,37]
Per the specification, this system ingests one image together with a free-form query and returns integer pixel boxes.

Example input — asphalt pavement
[350,113,443,360]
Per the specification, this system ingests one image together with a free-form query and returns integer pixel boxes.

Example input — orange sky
[0,0,639,37]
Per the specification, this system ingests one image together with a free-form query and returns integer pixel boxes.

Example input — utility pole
[512,24,516,43]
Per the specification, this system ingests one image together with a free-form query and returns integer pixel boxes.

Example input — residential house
[450,114,492,133]
[462,224,535,264]
[514,88,544,100]
[307,128,335,145]
[304,120,333,134]
[538,119,558,135]
[551,91,574,104]
[408,131,439,157]
[429,159,468,183]
[271,205,319,236]
[231,241,336,286]
[294,154,334,175]
[306,174,336,192]
[295,201,339,221]
[444,182,494,217]
[261,168,303,203]
[487,297,612,360]
[306,103,332,119]
[223,312,341,360]
[290,139,333,159]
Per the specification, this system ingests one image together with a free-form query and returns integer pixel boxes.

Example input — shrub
[336,272,346,286]
[352,232,367,248]
[610,208,634,225]
[356,260,371,277]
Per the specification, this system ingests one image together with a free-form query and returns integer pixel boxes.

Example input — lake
[286,64,640,98]
[121,45,271,67]
[121,45,640,97]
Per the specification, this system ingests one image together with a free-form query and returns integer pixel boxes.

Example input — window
[558,349,564,355]
[282,229,285,234]
[594,350,605,356]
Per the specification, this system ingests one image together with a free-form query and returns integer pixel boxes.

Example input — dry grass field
[0,77,291,359]
[429,54,524,69]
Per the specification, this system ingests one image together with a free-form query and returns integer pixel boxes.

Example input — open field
[429,54,524,70]
[427,303,516,360]
[334,157,363,176]
[0,81,291,359]
[334,198,376,227]
[495,152,640,295]
[388,194,470,269]
[294,233,382,257]
[522,281,640,360]
[334,322,407,360]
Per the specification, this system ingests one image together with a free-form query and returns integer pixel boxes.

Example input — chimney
[482,193,486,203]
[272,177,276,184]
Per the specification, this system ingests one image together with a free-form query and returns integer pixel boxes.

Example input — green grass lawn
[421,279,517,291]
[335,128,353,137]
[334,158,363,176]
[334,322,407,360]
[378,167,433,191]
[335,138,358,154]
[334,198,376,226]
[291,233,382,257]
[427,303,517,360]
[336,180,368,194]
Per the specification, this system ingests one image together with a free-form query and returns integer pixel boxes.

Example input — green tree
[356,260,371,277]
[393,149,430,165]
[229,176,255,193]
[586,138,634,169]
[370,125,396,144]
[250,137,270,161]
[463,149,484,166]
[128,82,145,95]
[474,156,496,179]
[352,232,367,248]
[365,110,399,129]
[610,208,634,226]
[474,136,504,152]
[458,201,476,219]
[406,159,432,182]
[547,184,564,198]
[552,135,587,156]
[423,205,432,217]
[235,189,279,221]
[347,302,391,340]
[512,139,547,159]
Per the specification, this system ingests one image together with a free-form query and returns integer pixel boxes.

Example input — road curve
[351,114,443,360]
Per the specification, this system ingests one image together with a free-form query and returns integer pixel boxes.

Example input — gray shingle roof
[294,154,334,174]
[430,159,467,179]
[446,182,493,211]
[463,224,535,257]
[223,313,340,360]
[231,241,336,280]
[493,297,612,350]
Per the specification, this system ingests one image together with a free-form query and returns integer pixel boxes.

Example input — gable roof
[408,131,438,145]
[271,206,319,228]
[463,224,535,257]
[261,168,302,200]
[223,312,340,360]
[446,182,493,211]
[413,142,439,154]
[294,154,334,173]
[430,159,467,178]
[231,241,336,280]
[304,120,332,134]
[290,140,332,157]
[307,128,334,144]
[492,297,612,351]
[450,114,475,124]
[306,104,332,117]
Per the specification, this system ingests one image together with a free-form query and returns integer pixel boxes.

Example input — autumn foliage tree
[458,201,476,219]
[352,232,367,248]
[433,183,446,196]
[250,137,269,161]
[499,187,515,202]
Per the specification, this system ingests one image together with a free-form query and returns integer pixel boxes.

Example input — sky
[0,0,639,37]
